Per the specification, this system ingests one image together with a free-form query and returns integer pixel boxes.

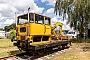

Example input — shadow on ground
[8,50,24,55]
[7,47,69,60]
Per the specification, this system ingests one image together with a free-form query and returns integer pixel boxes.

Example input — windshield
[17,13,34,24]
[18,14,28,24]
[35,14,44,24]
[19,18,28,24]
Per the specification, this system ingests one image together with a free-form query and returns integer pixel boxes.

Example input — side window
[30,13,34,22]
[35,14,44,24]
[45,18,50,25]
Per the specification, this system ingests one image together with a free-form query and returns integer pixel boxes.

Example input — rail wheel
[65,43,68,48]
[58,45,62,49]
[62,45,65,49]
[26,50,35,56]
[37,49,44,55]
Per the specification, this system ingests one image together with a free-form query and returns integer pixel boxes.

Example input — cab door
[44,17,51,35]
[44,25,51,35]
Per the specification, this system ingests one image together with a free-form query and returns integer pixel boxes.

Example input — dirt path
[49,43,90,60]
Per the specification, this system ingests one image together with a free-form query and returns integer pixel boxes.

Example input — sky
[0,0,71,30]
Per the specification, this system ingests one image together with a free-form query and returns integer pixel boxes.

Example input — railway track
[0,46,70,60]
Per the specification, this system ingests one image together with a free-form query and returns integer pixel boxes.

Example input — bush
[10,29,16,39]
[71,38,90,43]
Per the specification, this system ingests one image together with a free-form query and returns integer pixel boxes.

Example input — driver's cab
[17,13,51,44]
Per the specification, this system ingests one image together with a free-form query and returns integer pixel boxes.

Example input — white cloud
[51,16,71,30]
[45,8,54,14]
[41,0,56,6]
[41,0,46,3]
[0,4,17,17]
[4,19,15,25]
[43,8,64,19]
[0,22,4,26]
[0,0,44,16]
[0,19,15,28]
[31,3,44,13]
[43,7,70,30]
[59,20,71,30]
[51,17,58,24]
[43,8,56,18]
[0,0,70,30]
[0,0,44,28]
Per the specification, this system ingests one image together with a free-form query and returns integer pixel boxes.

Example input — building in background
[5,32,10,38]
[0,31,5,39]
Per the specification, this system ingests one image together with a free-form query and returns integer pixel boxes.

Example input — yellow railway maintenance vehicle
[12,8,71,55]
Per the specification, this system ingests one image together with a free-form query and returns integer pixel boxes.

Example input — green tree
[54,0,90,37]
[4,26,11,32]
[0,28,4,31]
[10,29,16,39]
[4,23,16,32]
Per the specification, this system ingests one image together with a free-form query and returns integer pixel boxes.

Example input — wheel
[62,45,65,49]
[37,49,44,55]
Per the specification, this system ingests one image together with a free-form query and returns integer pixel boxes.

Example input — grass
[0,39,90,60]
[71,38,90,43]
[0,39,21,58]
[0,39,13,47]
[49,43,90,60]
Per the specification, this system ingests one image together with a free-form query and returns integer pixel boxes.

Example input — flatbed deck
[29,40,71,50]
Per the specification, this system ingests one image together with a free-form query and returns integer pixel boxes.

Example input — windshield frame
[17,13,34,24]
[17,14,28,24]
[17,13,51,25]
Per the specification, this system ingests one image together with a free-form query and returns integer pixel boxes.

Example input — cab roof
[18,12,51,19]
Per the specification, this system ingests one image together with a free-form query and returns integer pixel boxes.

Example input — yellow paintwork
[16,13,63,45]
[30,23,45,35]
[17,23,51,36]
[44,25,51,35]
[17,13,51,45]
[51,22,62,39]
[17,23,51,44]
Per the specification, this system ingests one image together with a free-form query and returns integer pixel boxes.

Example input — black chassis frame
[13,39,71,51]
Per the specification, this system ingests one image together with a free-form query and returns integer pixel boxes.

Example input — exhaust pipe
[15,12,17,27]
[28,7,30,22]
